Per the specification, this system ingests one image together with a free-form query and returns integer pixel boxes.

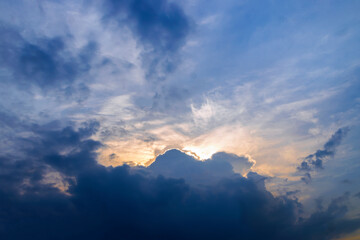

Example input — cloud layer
[0,122,359,240]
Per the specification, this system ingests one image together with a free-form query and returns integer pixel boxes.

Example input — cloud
[103,0,190,52]
[297,127,350,181]
[0,122,359,239]
[298,192,360,240]
[147,149,255,186]
[0,25,96,96]
[148,149,236,186]
[301,172,312,184]
[101,0,191,81]
[151,85,190,113]
[355,192,360,199]
[211,152,255,175]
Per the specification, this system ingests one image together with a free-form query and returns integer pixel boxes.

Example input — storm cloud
[0,122,359,240]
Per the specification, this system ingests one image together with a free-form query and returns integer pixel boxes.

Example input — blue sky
[0,0,360,239]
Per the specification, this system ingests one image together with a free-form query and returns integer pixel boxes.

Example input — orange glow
[337,230,360,240]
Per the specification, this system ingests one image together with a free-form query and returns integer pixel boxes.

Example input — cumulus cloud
[211,152,255,175]
[0,122,359,240]
[147,149,255,186]
[148,149,236,186]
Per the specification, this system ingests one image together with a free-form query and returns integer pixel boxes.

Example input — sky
[0,0,360,239]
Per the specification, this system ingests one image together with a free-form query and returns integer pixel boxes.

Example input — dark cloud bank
[0,121,359,240]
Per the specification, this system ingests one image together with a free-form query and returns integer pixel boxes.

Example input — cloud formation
[297,127,350,183]
[0,1,359,239]
[101,0,191,81]
[0,26,96,92]
[0,122,359,240]
[103,0,190,52]
[148,149,255,186]
[148,149,236,186]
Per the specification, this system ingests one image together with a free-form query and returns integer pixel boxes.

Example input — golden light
[182,145,218,160]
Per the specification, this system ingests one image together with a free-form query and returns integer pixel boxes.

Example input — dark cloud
[355,192,360,199]
[298,161,311,171]
[0,109,25,129]
[301,172,312,184]
[0,25,97,95]
[341,179,351,184]
[102,0,191,81]
[19,38,75,86]
[298,192,360,240]
[0,123,359,239]
[297,127,349,181]
[286,190,301,196]
[103,0,190,52]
